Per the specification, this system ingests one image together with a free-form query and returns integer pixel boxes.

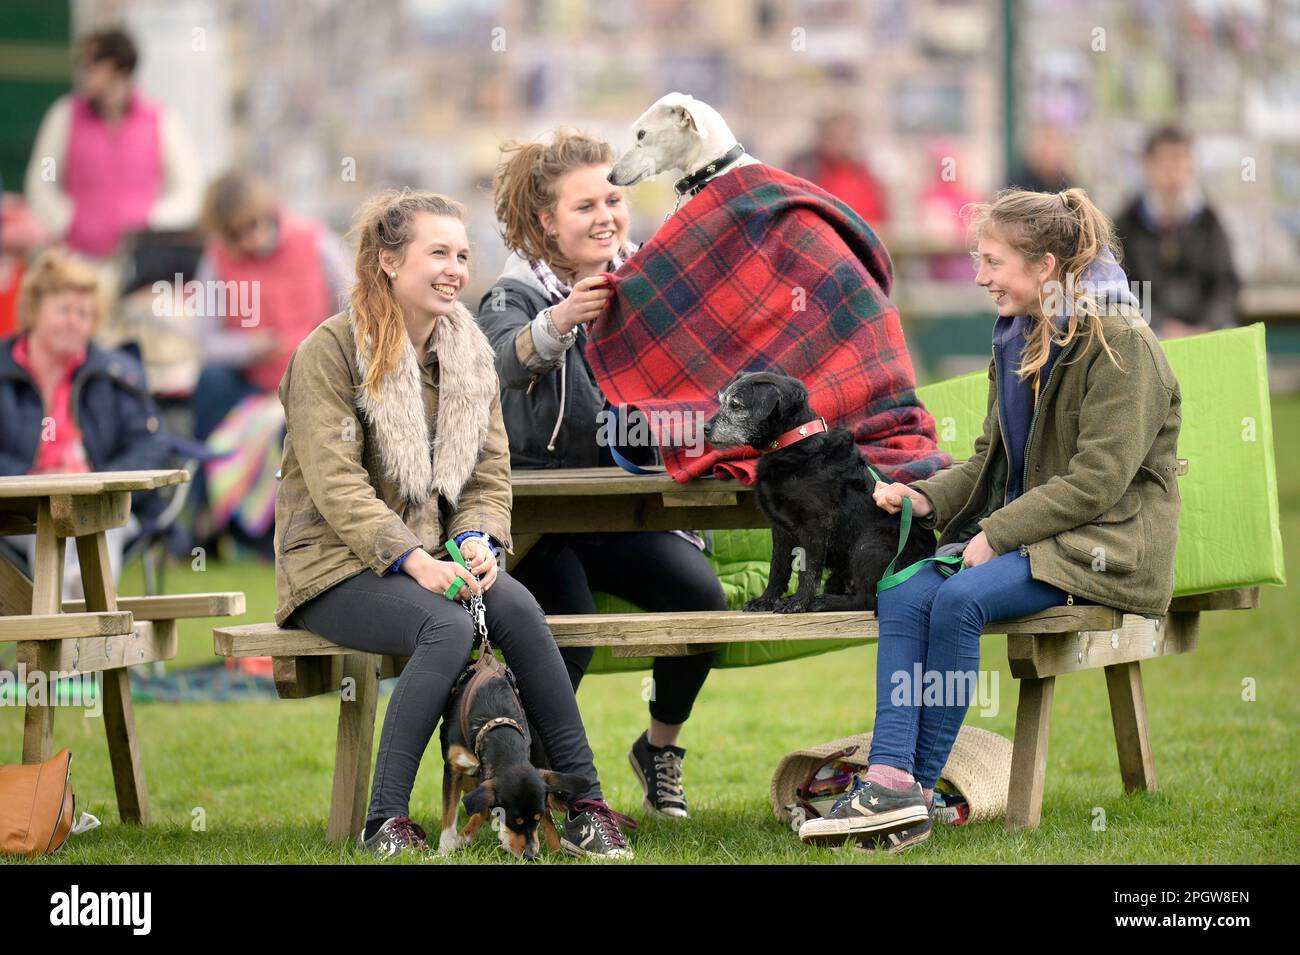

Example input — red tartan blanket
[585,163,952,485]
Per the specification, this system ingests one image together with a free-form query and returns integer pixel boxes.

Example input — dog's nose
[702,419,713,438]
[606,170,617,184]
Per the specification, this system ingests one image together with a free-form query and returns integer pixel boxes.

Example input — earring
[389,271,396,279]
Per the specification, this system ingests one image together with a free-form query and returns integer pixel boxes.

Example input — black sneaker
[628,731,689,819]
[797,772,929,846]
[561,799,637,859]
[357,815,431,859]
[854,816,932,855]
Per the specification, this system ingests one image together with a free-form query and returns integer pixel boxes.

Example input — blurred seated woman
[0,248,170,597]
[191,171,352,442]
[187,172,352,557]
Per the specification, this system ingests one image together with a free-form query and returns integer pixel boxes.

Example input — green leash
[865,463,965,595]
[442,537,473,601]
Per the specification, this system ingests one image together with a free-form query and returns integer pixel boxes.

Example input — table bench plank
[64,592,246,620]
[0,469,188,498]
[0,611,134,641]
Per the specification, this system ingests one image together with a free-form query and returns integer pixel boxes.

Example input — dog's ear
[750,380,781,422]
[673,103,698,132]
[538,770,588,799]
[462,780,498,817]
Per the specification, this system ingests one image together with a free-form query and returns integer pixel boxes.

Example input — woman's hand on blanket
[459,537,499,594]
[552,274,615,334]
[402,548,481,601]
[962,531,997,569]
[873,481,933,518]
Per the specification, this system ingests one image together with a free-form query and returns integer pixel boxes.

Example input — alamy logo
[49,885,151,935]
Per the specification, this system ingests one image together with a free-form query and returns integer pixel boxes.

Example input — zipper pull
[527,376,538,395]
[1067,594,1074,606]
[1019,544,1028,557]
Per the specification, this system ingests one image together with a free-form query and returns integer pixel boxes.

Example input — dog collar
[473,716,526,757]
[766,416,829,452]
[674,143,746,197]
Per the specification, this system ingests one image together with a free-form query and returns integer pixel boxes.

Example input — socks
[865,763,915,791]
[923,787,935,810]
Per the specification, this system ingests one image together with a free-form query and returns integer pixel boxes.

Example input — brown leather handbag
[0,747,81,856]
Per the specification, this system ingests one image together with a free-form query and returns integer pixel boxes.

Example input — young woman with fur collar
[275,189,634,859]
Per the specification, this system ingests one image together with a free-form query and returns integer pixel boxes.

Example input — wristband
[543,306,577,346]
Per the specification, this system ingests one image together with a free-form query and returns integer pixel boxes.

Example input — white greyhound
[608,91,762,219]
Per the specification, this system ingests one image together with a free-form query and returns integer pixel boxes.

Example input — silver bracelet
[542,306,577,346]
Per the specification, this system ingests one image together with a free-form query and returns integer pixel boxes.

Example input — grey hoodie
[476,251,656,471]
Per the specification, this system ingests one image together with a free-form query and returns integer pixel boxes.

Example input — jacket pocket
[280,508,328,552]
[1139,462,1170,493]
[1055,486,1144,574]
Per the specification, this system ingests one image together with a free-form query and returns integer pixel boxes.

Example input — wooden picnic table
[0,469,244,825]
[215,462,1254,838]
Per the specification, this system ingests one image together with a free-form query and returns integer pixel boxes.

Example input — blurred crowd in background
[1,0,1297,581]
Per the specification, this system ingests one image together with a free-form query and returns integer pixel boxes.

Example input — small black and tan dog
[438,653,585,859]
[703,371,936,613]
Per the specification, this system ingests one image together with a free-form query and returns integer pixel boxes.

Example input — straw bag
[771,725,1013,828]
[0,748,99,856]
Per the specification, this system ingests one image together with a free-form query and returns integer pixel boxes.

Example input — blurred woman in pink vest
[187,171,350,557]
[190,170,352,442]
[24,27,203,261]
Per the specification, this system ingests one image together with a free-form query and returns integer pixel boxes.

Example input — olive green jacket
[909,308,1182,616]
[273,307,513,625]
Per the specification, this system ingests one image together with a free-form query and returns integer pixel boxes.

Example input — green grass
[3,399,1297,865]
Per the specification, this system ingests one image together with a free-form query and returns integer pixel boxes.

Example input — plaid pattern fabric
[584,163,951,484]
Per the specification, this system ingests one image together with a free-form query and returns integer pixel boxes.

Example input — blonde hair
[348,188,468,399]
[17,248,104,334]
[201,171,276,243]
[963,187,1124,379]
[492,128,615,278]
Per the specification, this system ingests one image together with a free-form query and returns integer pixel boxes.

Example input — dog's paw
[745,595,785,613]
[438,827,469,854]
[776,596,812,614]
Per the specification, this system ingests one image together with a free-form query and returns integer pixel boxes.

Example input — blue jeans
[867,550,1071,789]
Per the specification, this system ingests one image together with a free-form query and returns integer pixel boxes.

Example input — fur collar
[350,302,498,508]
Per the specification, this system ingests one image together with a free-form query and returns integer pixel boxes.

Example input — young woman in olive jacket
[800,188,1181,851]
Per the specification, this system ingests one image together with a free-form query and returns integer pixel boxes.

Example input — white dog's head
[608,92,734,187]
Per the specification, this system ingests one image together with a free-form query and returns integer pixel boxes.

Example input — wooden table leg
[77,529,151,825]
[20,500,64,764]
[328,652,380,844]
[1006,675,1055,832]
[1105,660,1158,794]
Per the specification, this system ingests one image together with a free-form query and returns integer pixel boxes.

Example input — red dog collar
[766,417,829,452]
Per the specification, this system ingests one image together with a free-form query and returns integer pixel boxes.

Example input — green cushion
[583,323,1283,674]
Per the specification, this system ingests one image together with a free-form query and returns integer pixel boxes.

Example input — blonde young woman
[275,189,634,858]
[800,188,1182,852]
[476,131,728,820]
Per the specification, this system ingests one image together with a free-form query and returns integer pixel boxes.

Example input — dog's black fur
[702,371,936,613]
[439,665,585,859]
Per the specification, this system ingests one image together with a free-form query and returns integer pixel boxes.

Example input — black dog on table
[702,371,935,613]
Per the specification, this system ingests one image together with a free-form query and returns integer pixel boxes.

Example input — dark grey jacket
[476,252,655,471]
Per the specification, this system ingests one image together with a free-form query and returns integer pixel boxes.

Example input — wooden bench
[213,586,1257,842]
[0,581,247,823]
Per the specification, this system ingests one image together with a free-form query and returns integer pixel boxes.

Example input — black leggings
[290,568,602,822]
[510,531,726,725]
